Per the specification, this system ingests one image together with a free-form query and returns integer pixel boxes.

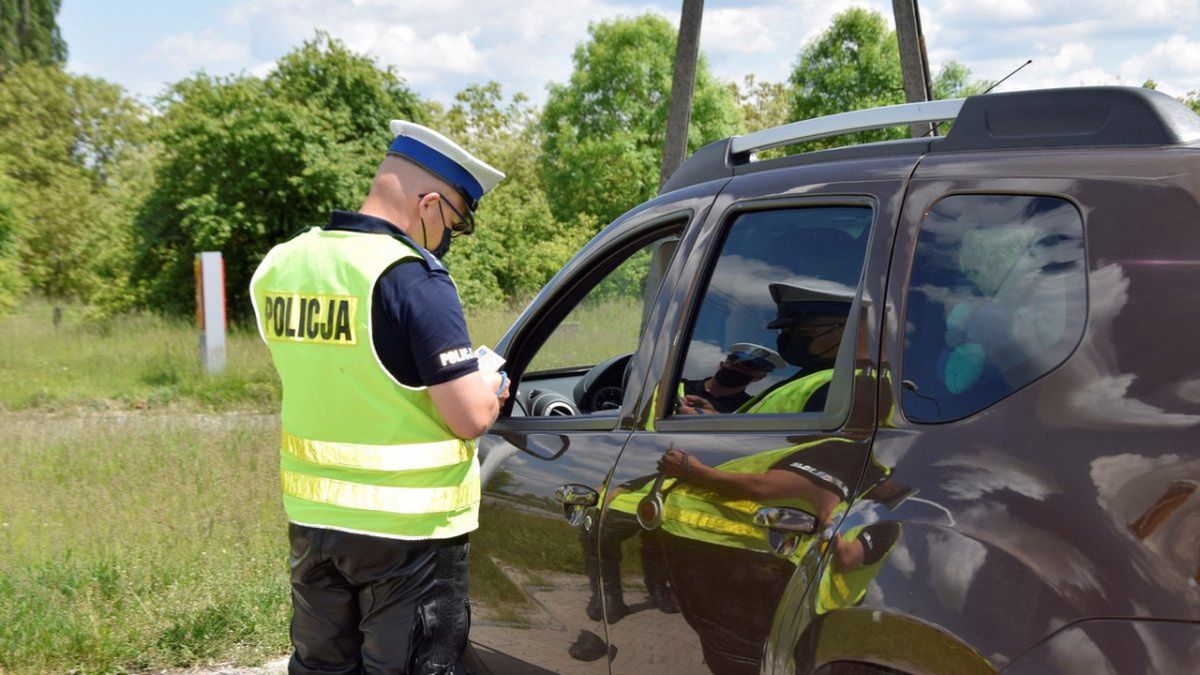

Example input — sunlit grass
[0,413,289,673]
[0,300,279,412]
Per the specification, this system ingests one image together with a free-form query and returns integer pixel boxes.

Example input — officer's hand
[676,394,717,415]
[484,370,510,404]
[657,448,704,478]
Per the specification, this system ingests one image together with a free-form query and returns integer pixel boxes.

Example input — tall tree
[790,8,988,149]
[0,63,145,302]
[434,82,595,307]
[0,0,66,69]
[789,8,906,148]
[0,164,26,315]
[131,34,427,319]
[540,14,739,226]
[733,74,791,133]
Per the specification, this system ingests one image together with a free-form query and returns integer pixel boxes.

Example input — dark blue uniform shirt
[324,210,478,387]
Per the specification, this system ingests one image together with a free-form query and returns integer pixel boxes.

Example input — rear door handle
[555,484,599,527]
[754,506,819,558]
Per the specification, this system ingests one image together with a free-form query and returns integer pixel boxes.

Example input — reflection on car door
[464,192,717,673]
[598,159,914,673]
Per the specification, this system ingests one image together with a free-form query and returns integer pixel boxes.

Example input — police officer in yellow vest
[251,120,510,674]
[735,281,853,414]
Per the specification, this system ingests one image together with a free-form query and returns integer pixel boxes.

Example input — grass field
[0,298,643,672]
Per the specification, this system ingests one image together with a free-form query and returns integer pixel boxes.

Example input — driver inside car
[677,343,785,414]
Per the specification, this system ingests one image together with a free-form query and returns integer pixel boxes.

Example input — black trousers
[287,523,471,675]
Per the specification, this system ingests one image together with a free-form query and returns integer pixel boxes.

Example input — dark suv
[463,87,1200,674]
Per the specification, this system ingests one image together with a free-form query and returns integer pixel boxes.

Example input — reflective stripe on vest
[609,439,853,554]
[281,459,480,514]
[251,227,477,540]
[282,430,472,472]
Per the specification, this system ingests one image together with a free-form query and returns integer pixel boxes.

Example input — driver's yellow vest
[608,439,852,555]
[250,227,479,540]
[736,369,835,414]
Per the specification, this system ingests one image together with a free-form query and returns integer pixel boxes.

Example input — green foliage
[0,167,26,315]
[789,9,989,149]
[131,33,426,320]
[933,61,992,99]
[0,62,146,303]
[0,0,66,69]
[790,8,905,147]
[1183,91,1200,114]
[435,82,596,307]
[734,74,792,133]
[540,14,739,226]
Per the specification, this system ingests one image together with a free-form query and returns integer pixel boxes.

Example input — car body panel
[773,147,1200,673]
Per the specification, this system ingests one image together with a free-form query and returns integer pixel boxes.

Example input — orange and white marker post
[194,251,227,374]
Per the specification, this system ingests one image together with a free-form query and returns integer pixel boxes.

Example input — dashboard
[512,353,633,417]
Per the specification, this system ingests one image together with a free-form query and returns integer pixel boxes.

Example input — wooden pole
[893,0,934,137]
[659,0,704,190]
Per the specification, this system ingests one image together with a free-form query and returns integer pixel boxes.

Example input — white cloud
[1120,34,1200,92]
[143,30,251,69]
[66,0,1200,105]
[702,8,778,55]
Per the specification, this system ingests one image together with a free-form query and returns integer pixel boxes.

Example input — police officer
[251,120,510,674]
[736,282,853,414]
[677,343,785,414]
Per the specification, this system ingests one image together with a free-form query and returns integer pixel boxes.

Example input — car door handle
[754,507,819,558]
[555,484,599,506]
[555,484,599,528]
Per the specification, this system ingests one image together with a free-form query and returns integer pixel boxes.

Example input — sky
[60,0,1200,107]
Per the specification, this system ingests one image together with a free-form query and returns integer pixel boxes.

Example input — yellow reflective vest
[250,226,479,540]
[608,439,852,555]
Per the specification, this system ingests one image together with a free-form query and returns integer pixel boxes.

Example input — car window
[519,228,682,417]
[529,236,678,373]
[901,194,1087,422]
[671,205,874,418]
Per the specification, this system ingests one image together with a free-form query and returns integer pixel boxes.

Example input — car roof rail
[730,98,963,157]
[660,86,1200,196]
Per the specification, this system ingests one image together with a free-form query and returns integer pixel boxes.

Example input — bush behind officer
[251,120,510,674]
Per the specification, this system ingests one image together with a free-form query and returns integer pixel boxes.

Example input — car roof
[661,86,1200,196]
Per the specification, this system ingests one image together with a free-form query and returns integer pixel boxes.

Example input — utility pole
[893,0,934,137]
[659,0,703,189]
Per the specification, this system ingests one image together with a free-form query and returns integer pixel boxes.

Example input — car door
[599,155,915,674]
[464,184,723,674]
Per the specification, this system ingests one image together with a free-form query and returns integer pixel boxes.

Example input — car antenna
[981,59,1033,95]
[922,59,1033,138]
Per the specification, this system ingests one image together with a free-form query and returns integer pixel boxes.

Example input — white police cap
[387,120,505,210]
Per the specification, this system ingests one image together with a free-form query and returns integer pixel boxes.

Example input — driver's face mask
[777,324,842,371]
[713,366,757,388]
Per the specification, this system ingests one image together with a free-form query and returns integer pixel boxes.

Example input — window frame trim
[653,194,879,434]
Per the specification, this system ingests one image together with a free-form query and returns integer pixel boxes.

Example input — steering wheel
[574,353,634,413]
